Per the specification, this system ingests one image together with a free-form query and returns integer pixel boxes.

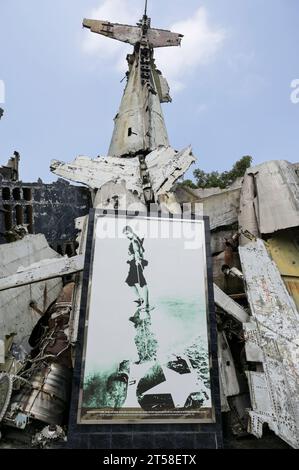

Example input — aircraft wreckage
[0,5,298,449]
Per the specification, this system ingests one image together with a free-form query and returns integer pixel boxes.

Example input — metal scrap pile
[0,6,298,448]
[175,159,299,449]
[0,235,75,447]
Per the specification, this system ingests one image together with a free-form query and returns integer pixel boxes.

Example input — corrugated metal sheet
[239,238,299,449]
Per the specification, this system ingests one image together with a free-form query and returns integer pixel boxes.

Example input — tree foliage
[182,156,253,190]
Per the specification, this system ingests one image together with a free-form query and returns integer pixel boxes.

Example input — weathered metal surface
[50,155,141,194]
[267,231,299,311]
[93,180,146,211]
[83,19,183,48]
[4,284,74,428]
[108,52,169,156]
[158,192,183,214]
[83,13,182,158]
[214,284,249,324]
[239,238,299,449]
[146,146,196,196]
[0,235,63,346]
[153,70,172,103]
[243,322,264,362]
[217,332,240,397]
[69,216,89,346]
[202,187,241,230]
[173,182,242,230]
[0,255,84,292]
[0,340,4,364]
[50,146,195,202]
[243,161,299,235]
[238,172,260,246]
[5,364,72,426]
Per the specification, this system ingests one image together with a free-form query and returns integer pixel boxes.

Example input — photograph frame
[68,209,222,448]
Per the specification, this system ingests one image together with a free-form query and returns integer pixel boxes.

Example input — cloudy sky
[0,0,298,182]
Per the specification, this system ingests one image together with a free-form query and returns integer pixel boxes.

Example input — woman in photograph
[123,226,149,310]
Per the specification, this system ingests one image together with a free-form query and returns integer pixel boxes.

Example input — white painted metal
[146,146,195,195]
[0,255,84,292]
[50,156,141,194]
[239,238,299,448]
[243,322,264,362]
[50,146,195,201]
[83,19,183,49]
[0,235,62,346]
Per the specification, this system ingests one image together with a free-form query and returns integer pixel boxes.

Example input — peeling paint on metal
[239,238,299,449]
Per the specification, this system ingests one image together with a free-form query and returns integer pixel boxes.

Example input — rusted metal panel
[267,231,299,311]
[267,231,299,277]
[284,278,299,313]
[239,238,299,448]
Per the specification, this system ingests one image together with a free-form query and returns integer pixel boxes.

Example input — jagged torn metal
[239,238,299,449]
[50,146,195,197]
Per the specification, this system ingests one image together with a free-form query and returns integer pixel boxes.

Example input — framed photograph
[75,210,217,425]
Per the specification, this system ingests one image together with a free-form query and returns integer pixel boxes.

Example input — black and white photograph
[78,213,213,423]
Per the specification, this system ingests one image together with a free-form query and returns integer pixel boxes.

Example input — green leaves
[181,156,253,189]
